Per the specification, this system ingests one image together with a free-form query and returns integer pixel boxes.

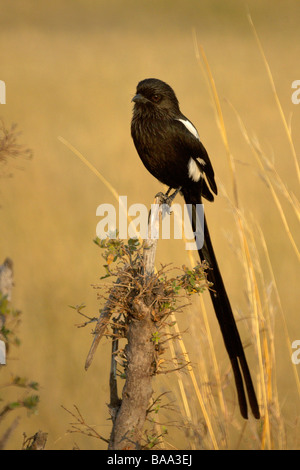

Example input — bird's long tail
[182,189,260,419]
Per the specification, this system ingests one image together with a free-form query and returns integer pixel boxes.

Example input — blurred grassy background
[0,0,299,449]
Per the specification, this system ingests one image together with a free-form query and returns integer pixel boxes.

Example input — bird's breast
[131,118,192,189]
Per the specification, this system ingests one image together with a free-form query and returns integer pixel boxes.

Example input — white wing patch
[197,157,206,166]
[177,119,206,181]
[188,158,202,182]
[177,118,200,141]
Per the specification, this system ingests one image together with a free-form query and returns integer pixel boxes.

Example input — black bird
[131,78,260,420]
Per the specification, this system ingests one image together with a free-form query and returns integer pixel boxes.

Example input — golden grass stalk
[233,206,271,448]
[192,45,271,448]
[225,106,300,262]
[192,30,290,449]
[184,248,228,436]
[218,179,273,448]
[58,136,140,241]
[247,14,300,185]
[58,136,120,204]
[169,311,219,450]
[257,222,300,402]
[192,30,239,209]
[193,23,300,447]
[166,326,197,450]
[170,210,229,448]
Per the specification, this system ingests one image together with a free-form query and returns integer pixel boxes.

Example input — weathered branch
[108,195,163,450]
[0,417,20,450]
[0,258,13,302]
[142,197,161,276]
[85,195,163,373]
[22,430,48,450]
[85,276,125,370]
[108,300,157,449]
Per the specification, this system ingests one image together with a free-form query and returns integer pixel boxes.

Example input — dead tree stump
[86,195,164,450]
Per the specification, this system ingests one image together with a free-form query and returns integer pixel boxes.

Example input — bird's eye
[151,94,161,103]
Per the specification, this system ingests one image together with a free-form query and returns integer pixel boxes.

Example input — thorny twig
[62,405,109,445]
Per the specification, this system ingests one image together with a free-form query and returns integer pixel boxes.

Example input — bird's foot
[155,187,181,210]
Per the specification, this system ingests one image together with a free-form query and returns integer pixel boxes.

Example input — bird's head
[132,78,180,117]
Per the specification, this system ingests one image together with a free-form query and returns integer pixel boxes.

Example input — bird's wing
[171,118,217,196]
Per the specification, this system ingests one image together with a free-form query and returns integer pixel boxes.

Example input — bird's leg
[155,186,181,208]
[167,186,181,204]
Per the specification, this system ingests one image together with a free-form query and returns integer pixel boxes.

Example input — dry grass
[162,18,300,450]
[160,19,300,450]
[0,0,299,449]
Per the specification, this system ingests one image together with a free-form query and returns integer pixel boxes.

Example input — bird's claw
[155,187,181,210]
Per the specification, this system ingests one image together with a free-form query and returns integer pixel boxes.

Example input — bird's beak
[132,93,146,104]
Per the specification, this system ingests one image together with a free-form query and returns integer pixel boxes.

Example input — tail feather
[183,189,260,419]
